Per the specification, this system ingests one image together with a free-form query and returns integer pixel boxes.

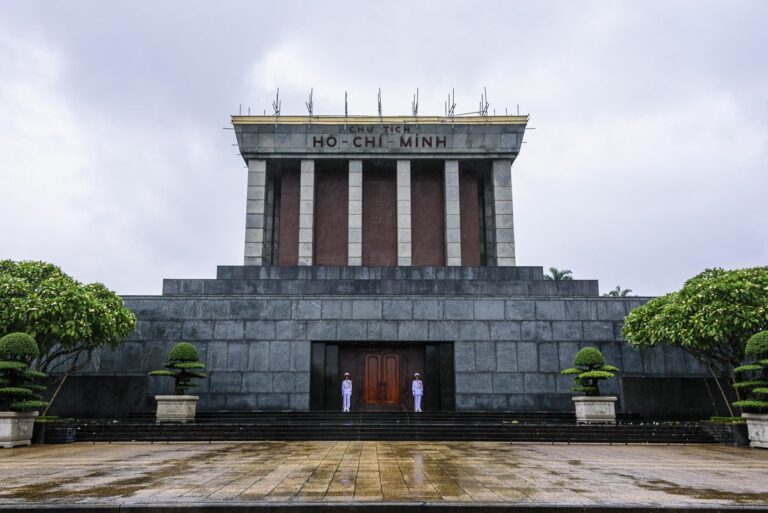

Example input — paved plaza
[0,442,767,509]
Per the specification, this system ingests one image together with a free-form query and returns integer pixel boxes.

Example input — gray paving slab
[0,442,767,509]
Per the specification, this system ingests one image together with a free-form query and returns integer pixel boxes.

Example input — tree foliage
[0,333,49,411]
[623,267,768,385]
[561,346,619,397]
[604,285,633,297]
[0,260,136,375]
[544,267,573,281]
[149,342,207,395]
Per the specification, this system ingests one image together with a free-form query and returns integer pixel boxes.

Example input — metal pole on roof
[377,88,383,124]
[305,88,314,116]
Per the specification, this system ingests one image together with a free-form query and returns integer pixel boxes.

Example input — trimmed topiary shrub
[0,333,49,411]
[733,331,768,413]
[149,342,207,395]
[0,332,39,361]
[561,346,619,397]
[745,331,768,360]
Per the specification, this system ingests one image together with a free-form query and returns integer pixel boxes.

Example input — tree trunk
[701,376,719,417]
[706,363,733,417]
[42,372,70,417]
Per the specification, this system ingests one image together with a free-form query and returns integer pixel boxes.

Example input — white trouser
[414,394,422,412]
[342,393,351,412]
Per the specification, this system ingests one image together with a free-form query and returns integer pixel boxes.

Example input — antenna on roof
[344,91,348,129]
[305,88,314,116]
[271,88,281,116]
[445,89,456,118]
[377,88,383,119]
[479,87,489,116]
[411,88,419,116]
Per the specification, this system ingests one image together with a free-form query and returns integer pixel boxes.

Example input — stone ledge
[216,265,545,281]
[162,278,600,297]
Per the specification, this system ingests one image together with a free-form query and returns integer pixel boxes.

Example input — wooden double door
[363,352,400,410]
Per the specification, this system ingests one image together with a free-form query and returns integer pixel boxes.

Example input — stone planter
[32,422,77,445]
[155,395,198,423]
[0,411,38,448]
[573,396,617,424]
[742,413,768,449]
[701,421,749,447]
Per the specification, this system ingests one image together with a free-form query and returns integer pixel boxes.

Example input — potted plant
[148,342,206,423]
[561,346,620,424]
[732,331,768,448]
[702,416,749,447]
[31,416,77,445]
[0,333,49,448]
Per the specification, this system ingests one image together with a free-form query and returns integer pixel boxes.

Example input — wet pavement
[0,441,767,507]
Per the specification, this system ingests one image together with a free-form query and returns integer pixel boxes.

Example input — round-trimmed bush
[562,346,618,397]
[574,347,604,368]
[0,333,48,411]
[746,331,768,360]
[733,331,768,413]
[168,342,200,362]
[0,333,39,359]
[150,341,206,395]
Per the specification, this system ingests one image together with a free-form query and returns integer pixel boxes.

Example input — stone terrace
[0,442,767,508]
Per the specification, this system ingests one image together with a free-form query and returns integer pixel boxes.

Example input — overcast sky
[1,1,766,296]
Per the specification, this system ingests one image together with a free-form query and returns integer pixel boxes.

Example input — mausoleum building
[59,114,713,419]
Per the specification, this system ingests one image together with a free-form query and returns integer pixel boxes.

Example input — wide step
[75,412,715,444]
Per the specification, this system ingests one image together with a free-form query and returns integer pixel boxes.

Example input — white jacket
[412,379,423,396]
[342,379,352,395]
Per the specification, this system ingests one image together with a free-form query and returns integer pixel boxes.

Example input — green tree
[0,260,136,411]
[544,267,573,281]
[604,285,633,297]
[561,346,619,396]
[732,331,768,413]
[0,333,49,411]
[149,342,207,395]
[623,267,768,415]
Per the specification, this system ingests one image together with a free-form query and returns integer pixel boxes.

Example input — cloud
[1,1,767,297]
[0,26,91,257]
[0,23,243,294]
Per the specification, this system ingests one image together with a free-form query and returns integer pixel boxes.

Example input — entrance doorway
[363,352,400,411]
[310,342,455,412]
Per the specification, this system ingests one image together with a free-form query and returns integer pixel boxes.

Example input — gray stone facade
[70,266,706,415]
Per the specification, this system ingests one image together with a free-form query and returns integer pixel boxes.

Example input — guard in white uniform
[412,372,423,412]
[341,372,352,412]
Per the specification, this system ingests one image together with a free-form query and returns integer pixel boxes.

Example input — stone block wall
[69,266,706,416]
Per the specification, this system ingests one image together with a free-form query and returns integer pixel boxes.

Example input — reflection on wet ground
[0,441,767,506]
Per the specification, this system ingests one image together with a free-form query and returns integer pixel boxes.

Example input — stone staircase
[75,411,715,444]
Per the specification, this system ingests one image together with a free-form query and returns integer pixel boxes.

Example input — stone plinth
[573,396,617,424]
[0,411,38,448]
[743,413,768,449]
[155,395,198,423]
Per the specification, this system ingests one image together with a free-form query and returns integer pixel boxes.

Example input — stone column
[348,160,363,266]
[444,160,462,266]
[298,160,315,266]
[492,159,516,266]
[396,160,412,266]
[244,159,267,265]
